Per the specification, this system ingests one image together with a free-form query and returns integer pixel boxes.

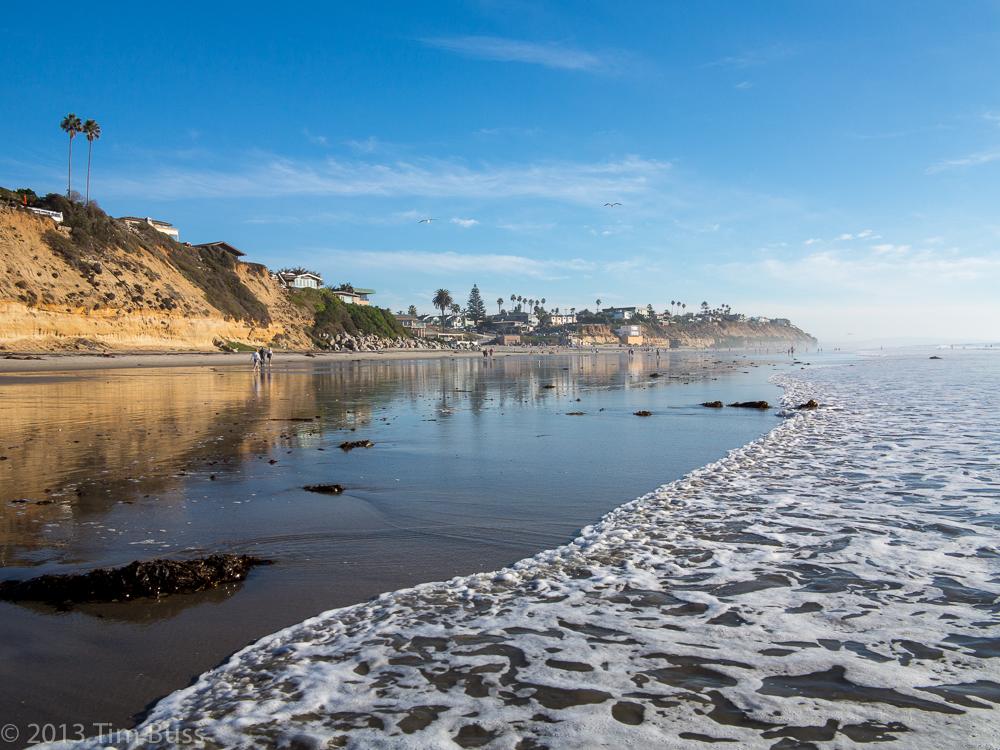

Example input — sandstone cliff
[573,320,815,349]
[0,200,315,352]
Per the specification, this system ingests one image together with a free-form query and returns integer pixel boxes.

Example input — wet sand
[0,347,497,373]
[0,350,798,744]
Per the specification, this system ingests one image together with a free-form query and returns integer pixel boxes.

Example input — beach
[28,348,998,750]
[0,349,793,745]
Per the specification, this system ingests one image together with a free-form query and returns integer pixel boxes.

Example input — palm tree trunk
[67,135,73,197]
[85,140,93,206]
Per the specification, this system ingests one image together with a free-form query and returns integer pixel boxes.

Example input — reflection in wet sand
[0,351,783,735]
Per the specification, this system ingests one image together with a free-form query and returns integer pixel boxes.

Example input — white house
[395,315,428,337]
[331,287,375,306]
[603,306,637,320]
[26,207,63,223]
[548,312,577,326]
[120,216,179,240]
[276,271,323,289]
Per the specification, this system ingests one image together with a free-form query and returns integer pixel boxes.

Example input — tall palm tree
[596,298,602,309]
[540,297,546,309]
[496,297,504,314]
[60,113,83,198]
[432,289,453,324]
[82,119,101,206]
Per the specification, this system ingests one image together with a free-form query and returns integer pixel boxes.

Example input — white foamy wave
[46,355,1000,749]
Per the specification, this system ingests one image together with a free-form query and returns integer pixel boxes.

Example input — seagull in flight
[417,218,437,224]
[603,202,622,207]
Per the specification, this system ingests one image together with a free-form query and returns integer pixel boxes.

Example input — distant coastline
[0,195,816,355]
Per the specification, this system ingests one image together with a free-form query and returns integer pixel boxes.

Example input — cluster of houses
[395,303,793,347]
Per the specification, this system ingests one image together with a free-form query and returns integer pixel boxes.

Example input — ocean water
[47,350,1000,749]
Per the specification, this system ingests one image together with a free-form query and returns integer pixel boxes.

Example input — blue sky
[3,1,1000,343]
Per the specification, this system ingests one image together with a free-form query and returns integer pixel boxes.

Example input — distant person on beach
[266,347,273,367]
[251,350,261,371]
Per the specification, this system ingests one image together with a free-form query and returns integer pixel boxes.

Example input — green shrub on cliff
[290,288,407,343]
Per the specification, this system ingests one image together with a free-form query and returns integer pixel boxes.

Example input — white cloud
[450,217,479,228]
[302,128,329,146]
[803,238,821,246]
[927,149,1000,173]
[836,233,855,241]
[320,249,596,279]
[735,81,753,90]
[345,136,379,153]
[100,154,670,204]
[497,221,557,232]
[420,35,606,72]
[721,247,1000,290]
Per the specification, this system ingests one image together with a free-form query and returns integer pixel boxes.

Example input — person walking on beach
[265,347,273,367]
[251,350,261,372]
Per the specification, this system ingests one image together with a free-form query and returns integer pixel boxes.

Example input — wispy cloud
[721,247,1000,289]
[100,154,670,204]
[705,44,796,69]
[320,249,596,279]
[420,35,606,71]
[450,217,479,228]
[926,149,1000,174]
[302,128,328,147]
[345,136,379,154]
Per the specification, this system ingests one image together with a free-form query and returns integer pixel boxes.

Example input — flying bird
[603,202,622,207]
[417,218,437,224]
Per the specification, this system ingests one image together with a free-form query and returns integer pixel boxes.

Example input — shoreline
[0,344,803,375]
[0,347,514,374]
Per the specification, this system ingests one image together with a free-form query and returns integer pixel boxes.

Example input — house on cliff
[192,241,245,257]
[120,216,179,240]
[276,271,323,289]
[331,287,375,306]
[603,306,637,321]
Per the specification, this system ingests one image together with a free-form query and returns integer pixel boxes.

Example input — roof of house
[194,241,245,257]
[278,271,323,280]
[120,216,175,227]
